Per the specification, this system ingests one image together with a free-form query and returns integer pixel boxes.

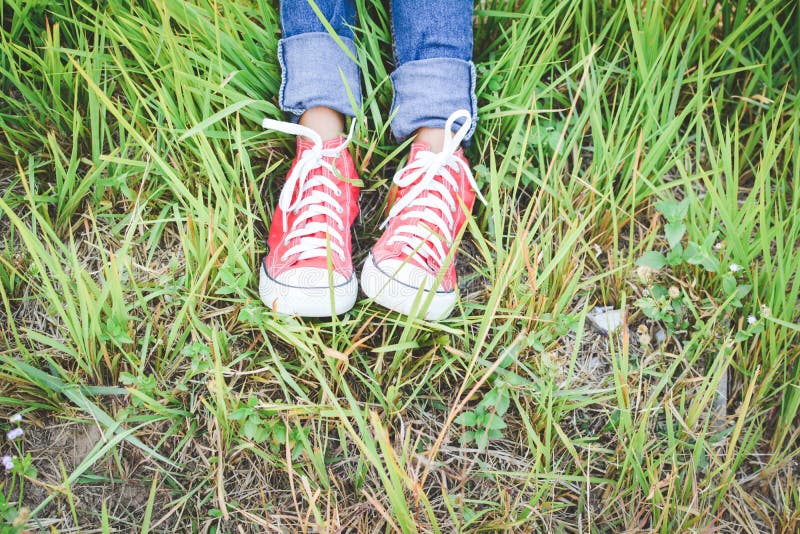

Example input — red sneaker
[259,119,360,317]
[360,110,484,320]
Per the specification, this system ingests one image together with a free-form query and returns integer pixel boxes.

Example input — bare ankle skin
[299,107,345,142]
[414,127,447,152]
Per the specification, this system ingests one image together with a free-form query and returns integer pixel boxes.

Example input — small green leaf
[483,388,499,405]
[655,198,689,222]
[684,242,703,263]
[181,342,210,358]
[119,372,136,386]
[664,222,686,249]
[459,430,476,445]
[652,284,668,299]
[734,330,750,343]
[455,411,478,427]
[243,418,260,440]
[291,442,304,460]
[529,336,544,352]
[273,423,287,444]
[546,128,561,151]
[636,251,667,270]
[635,298,660,319]
[736,284,752,299]
[487,428,504,439]
[475,432,489,450]
[494,389,510,417]
[702,255,720,272]
[253,425,271,443]
[486,415,507,430]
[229,408,251,421]
[685,242,720,272]
[667,245,684,265]
[721,273,737,295]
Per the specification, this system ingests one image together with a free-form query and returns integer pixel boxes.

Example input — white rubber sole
[360,254,456,321]
[259,265,357,317]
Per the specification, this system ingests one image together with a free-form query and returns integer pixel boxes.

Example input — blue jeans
[278,0,476,143]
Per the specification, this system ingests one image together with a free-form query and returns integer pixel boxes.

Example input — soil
[12,419,161,531]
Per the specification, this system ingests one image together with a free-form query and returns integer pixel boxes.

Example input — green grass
[1,0,798,531]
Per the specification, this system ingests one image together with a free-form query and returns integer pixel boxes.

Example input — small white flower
[1,455,13,471]
[713,242,723,251]
[729,263,741,273]
[642,289,649,297]
[9,413,22,423]
[6,428,23,441]
[747,315,757,325]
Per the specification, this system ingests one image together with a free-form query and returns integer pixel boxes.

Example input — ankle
[414,127,447,152]
[299,107,345,142]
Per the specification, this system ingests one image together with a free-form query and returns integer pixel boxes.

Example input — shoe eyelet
[335,188,342,196]
[454,186,460,193]
[337,206,344,214]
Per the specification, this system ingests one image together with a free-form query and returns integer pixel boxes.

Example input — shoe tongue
[290,135,348,254]
[409,141,430,160]
[408,142,462,205]
[323,136,347,150]
[390,142,462,272]
[296,135,347,153]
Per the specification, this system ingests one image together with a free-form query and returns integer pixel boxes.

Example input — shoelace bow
[261,117,355,262]
[381,109,486,270]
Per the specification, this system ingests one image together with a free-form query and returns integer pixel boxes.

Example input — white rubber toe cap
[260,265,357,317]
[360,254,456,320]
[274,266,348,287]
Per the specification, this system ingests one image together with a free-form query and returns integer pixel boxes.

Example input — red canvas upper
[371,142,476,292]
[264,136,360,281]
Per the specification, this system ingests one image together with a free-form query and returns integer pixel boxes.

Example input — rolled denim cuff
[278,32,362,118]
[389,58,478,144]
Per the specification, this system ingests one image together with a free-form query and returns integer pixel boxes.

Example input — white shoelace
[261,118,355,262]
[381,110,486,269]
